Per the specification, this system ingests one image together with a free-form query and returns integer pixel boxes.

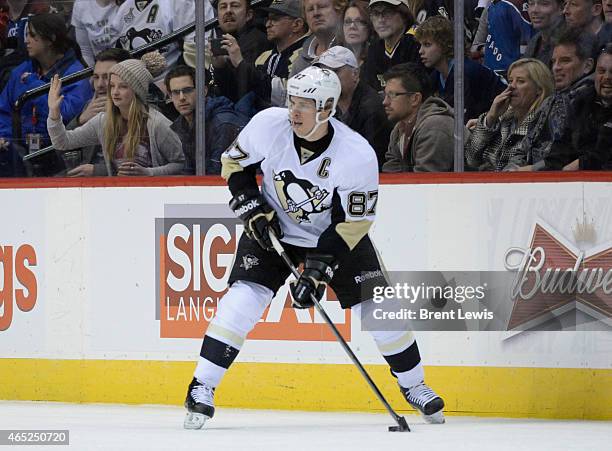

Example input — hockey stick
[268,231,410,432]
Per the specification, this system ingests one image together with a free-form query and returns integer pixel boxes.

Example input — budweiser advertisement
[361,216,612,333]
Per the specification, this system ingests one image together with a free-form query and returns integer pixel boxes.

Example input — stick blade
[388,416,410,432]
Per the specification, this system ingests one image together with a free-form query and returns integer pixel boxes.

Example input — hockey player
[184,66,445,429]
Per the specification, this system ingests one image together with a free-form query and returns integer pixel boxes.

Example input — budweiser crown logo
[572,215,596,243]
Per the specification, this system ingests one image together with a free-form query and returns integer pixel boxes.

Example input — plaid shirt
[465,109,539,171]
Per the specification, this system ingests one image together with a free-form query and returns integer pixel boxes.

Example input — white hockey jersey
[223,107,379,249]
[111,0,196,75]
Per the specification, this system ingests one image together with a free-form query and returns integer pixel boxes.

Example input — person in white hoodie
[71,0,123,67]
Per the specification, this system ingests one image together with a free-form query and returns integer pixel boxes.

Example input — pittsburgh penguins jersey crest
[222,107,379,248]
[273,170,331,223]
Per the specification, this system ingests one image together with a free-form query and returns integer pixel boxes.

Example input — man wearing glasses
[166,65,248,175]
[381,62,455,172]
[363,0,422,93]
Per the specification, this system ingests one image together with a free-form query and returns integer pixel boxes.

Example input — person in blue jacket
[483,0,533,75]
[0,13,92,176]
[166,65,255,175]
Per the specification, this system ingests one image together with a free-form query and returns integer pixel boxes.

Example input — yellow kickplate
[1,359,610,420]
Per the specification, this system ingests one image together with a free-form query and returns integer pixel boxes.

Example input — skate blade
[184,412,210,430]
[422,410,445,424]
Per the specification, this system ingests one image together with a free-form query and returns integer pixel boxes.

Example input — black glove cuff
[229,191,265,220]
[304,253,338,284]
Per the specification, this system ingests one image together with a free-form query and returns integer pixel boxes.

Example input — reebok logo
[354,270,384,284]
[235,199,260,216]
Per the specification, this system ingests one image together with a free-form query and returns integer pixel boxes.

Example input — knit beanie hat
[109,59,153,103]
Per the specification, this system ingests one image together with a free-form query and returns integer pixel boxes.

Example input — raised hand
[48,75,64,121]
[208,38,228,69]
[222,33,244,68]
[486,86,513,126]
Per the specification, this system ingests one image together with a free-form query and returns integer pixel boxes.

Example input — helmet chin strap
[294,110,334,141]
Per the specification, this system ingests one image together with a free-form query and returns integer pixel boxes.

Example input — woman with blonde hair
[465,58,554,171]
[47,58,184,176]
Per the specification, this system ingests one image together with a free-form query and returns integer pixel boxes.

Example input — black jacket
[544,87,612,170]
[213,24,271,103]
[337,81,391,170]
[431,58,506,123]
[363,33,422,93]
[234,35,307,110]
[523,16,565,67]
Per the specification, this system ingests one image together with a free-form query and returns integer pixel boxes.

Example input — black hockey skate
[400,382,445,424]
[184,377,215,430]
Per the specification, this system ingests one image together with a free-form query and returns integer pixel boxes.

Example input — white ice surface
[1,401,610,451]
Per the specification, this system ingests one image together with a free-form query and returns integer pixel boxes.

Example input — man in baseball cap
[363,0,421,93]
[314,46,392,169]
[313,45,360,69]
[261,0,303,19]
[229,0,308,108]
[369,0,411,6]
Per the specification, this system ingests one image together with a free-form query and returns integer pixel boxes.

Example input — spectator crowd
[0,0,610,177]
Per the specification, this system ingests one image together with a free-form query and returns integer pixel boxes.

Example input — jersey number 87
[348,191,378,217]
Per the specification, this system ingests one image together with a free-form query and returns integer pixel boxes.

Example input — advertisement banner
[1,182,611,370]
[155,204,350,342]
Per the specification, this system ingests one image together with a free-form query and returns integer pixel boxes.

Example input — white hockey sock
[194,281,273,388]
[195,357,226,388]
[353,303,424,389]
[394,363,425,389]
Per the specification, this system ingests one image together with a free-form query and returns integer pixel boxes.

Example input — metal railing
[12,20,201,141]
[14,0,465,174]
[13,0,272,176]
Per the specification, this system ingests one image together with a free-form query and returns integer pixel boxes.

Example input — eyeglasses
[170,87,196,98]
[370,9,397,20]
[343,18,368,27]
[383,91,414,100]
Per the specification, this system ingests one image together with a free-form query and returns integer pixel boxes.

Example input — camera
[210,38,228,56]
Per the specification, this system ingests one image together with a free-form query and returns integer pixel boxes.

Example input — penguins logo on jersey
[240,255,259,271]
[273,171,331,223]
[120,27,163,50]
